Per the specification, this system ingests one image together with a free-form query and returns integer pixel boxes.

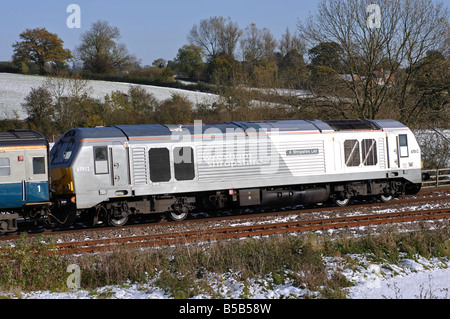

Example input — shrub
[0,234,68,292]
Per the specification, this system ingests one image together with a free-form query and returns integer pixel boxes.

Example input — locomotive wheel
[168,202,190,221]
[379,194,393,203]
[335,197,350,207]
[168,207,189,221]
[108,214,129,227]
[107,206,129,227]
[168,211,188,221]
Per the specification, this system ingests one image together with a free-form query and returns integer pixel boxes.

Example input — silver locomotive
[50,119,423,227]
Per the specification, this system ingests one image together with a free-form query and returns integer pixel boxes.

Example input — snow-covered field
[0,73,218,120]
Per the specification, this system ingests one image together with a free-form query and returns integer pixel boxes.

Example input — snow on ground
[0,73,219,120]
[348,261,450,299]
[3,253,449,299]
[342,255,450,299]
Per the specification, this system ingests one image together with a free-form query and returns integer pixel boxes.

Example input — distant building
[373,68,395,86]
[340,68,394,86]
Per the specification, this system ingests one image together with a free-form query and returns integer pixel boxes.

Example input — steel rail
[2,188,449,243]
[50,207,450,254]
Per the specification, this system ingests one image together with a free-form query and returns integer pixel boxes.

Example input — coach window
[94,146,109,174]
[344,140,360,167]
[32,157,46,175]
[149,148,171,182]
[0,158,10,176]
[361,139,377,166]
[173,147,195,181]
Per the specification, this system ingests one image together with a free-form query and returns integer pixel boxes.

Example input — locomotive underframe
[63,176,419,227]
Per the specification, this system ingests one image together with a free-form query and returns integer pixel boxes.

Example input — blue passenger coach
[0,130,50,232]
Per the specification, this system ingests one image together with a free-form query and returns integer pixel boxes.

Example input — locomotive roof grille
[324,119,380,131]
[0,130,47,146]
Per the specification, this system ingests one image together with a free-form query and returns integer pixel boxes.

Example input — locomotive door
[386,132,409,169]
[386,132,398,169]
[109,142,129,187]
[397,133,409,169]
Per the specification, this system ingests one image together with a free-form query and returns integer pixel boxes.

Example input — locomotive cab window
[399,134,408,157]
[173,147,195,181]
[32,157,46,175]
[149,148,171,182]
[51,138,75,164]
[0,158,10,177]
[94,146,109,174]
[344,140,360,167]
[361,139,377,166]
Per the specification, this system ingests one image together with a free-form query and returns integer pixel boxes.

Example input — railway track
[7,185,450,236]
[1,187,449,255]
[9,207,448,255]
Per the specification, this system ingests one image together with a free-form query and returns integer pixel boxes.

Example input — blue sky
[1,0,320,66]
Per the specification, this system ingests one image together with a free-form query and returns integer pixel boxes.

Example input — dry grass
[1,227,449,298]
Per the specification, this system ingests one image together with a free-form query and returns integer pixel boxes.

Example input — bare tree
[218,18,242,58]
[76,20,134,74]
[188,16,242,60]
[42,74,93,131]
[279,28,305,57]
[240,23,277,64]
[298,0,449,124]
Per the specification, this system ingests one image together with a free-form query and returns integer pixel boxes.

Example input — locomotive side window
[344,140,360,167]
[173,147,195,181]
[32,157,46,175]
[94,146,109,174]
[149,148,171,182]
[361,139,377,166]
[0,158,10,176]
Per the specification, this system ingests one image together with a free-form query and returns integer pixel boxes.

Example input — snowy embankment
[343,255,450,299]
[347,260,450,299]
[6,251,450,299]
[0,73,219,120]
